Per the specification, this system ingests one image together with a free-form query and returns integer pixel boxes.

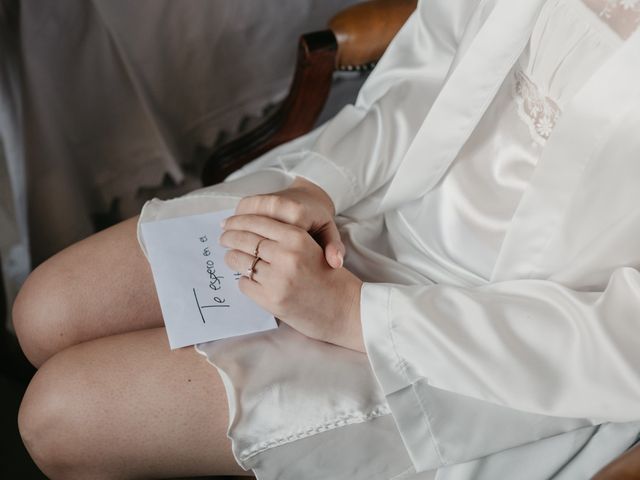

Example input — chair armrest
[202,0,417,186]
[202,30,337,185]
[330,0,417,70]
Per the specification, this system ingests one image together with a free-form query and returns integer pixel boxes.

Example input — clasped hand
[219,178,365,353]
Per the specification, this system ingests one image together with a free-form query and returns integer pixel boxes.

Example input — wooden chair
[202,1,640,478]
[201,0,416,186]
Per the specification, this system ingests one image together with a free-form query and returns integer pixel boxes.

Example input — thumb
[316,221,345,269]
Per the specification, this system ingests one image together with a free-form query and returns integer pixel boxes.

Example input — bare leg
[13,216,163,367]
[13,216,253,477]
[18,327,252,479]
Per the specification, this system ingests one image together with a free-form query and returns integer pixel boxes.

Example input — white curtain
[1,0,29,331]
[0,0,361,329]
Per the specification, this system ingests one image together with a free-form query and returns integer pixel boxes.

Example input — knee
[18,352,93,479]
[12,259,79,368]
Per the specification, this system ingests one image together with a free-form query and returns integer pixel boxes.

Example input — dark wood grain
[201,0,418,186]
[330,0,417,69]
[202,30,337,186]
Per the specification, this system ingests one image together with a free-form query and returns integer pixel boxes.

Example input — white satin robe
[137,0,640,478]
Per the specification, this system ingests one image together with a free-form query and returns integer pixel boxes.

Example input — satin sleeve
[277,0,480,214]
[360,268,640,465]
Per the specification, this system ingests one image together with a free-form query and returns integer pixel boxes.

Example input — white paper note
[141,210,278,349]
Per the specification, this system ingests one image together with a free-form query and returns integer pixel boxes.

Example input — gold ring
[246,255,260,281]
[253,238,266,257]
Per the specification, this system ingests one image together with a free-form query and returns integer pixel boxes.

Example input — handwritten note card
[141,210,278,349]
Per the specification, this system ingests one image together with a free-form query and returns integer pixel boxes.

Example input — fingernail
[337,251,344,268]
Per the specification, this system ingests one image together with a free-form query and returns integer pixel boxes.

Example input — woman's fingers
[223,249,269,283]
[223,214,304,247]
[218,230,275,263]
[235,194,307,228]
[236,275,264,306]
[314,221,345,269]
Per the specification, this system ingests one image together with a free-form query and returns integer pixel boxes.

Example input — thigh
[14,216,164,367]
[19,327,252,479]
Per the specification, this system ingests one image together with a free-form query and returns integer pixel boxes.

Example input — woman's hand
[234,177,346,269]
[220,214,365,353]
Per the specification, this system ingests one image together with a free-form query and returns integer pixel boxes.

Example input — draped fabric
[0,0,359,326]
[0,0,28,331]
[137,0,640,478]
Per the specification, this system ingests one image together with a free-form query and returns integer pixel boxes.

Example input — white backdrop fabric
[0,0,359,327]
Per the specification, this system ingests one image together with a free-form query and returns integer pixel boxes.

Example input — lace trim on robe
[583,0,640,38]
[512,70,563,145]
[512,0,640,145]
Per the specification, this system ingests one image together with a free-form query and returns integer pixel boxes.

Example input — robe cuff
[360,283,599,472]
[360,283,443,471]
[278,150,359,214]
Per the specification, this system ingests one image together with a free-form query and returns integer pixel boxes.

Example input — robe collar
[491,26,640,281]
[378,0,548,212]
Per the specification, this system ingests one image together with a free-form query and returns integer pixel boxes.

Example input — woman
[13,0,640,478]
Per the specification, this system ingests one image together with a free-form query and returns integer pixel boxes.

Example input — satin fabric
[389,0,621,286]
[137,0,640,478]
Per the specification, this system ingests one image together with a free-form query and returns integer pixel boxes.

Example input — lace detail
[583,0,640,38]
[237,404,392,461]
[599,0,640,16]
[512,70,562,145]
